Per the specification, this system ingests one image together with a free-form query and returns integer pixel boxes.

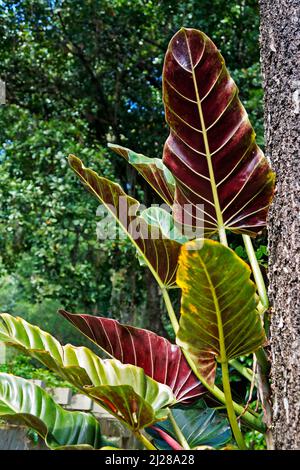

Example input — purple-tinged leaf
[162,28,275,236]
[149,426,183,450]
[59,310,206,403]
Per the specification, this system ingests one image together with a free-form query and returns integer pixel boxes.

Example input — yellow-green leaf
[0,373,105,449]
[176,239,266,385]
[0,314,175,430]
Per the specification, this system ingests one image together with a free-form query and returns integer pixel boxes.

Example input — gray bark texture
[259,0,300,449]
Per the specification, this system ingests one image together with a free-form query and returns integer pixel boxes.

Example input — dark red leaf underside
[59,310,205,403]
[162,28,275,236]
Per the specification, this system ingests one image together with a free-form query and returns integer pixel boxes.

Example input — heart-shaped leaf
[0,314,175,430]
[108,144,175,206]
[68,154,181,288]
[0,373,105,449]
[162,28,275,236]
[176,239,266,385]
[148,400,231,450]
[59,310,205,403]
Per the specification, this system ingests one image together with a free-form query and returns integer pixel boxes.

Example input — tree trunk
[259,0,300,449]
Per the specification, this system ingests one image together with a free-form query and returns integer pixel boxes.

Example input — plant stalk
[221,361,247,449]
[241,235,271,374]
[168,409,190,450]
[182,348,264,430]
[161,287,179,334]
[242,234,268,309]
[229,358,255,384]
[134,431,157,450]
[255,348,270,375]
[256,362,273,449]
[218,226,228,247]
[242,234,272,447]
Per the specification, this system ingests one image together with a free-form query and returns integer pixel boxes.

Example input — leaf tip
[68,153,80,167]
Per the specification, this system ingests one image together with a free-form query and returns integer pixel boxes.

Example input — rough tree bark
[259,0,300,449]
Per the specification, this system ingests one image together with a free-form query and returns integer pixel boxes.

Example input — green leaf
[176,239,266,385]
[141,207,190,244]
[68,154,181,288]
[148,400,231,450]
[108,144,175,205]
[0,314,175,430]
[0,373,104,449]
[255,245,268,260]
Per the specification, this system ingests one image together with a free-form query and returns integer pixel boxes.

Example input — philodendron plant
[0,28,275,450]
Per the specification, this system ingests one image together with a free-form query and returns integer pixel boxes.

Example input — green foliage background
[0,0,266,343]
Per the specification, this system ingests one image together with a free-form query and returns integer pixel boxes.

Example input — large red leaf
[59,310,205,403]
[162,28,275,236]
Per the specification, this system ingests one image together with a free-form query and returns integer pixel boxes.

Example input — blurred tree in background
[0,0,265,343]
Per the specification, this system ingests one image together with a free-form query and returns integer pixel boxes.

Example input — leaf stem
[221,361,247,449]
[242,235,268,309]
[242,235,272,445]
[161,287,179,334]
[229,358,255,384]
[134,431,157,450]
[168,409,190,450]
[242,235,271,370]
[255,348,270,375]
[182,349,263,430]
[218,226,228,247]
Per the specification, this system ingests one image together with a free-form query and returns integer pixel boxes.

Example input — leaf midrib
[197,253,227,364]
[183,29,225,234]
